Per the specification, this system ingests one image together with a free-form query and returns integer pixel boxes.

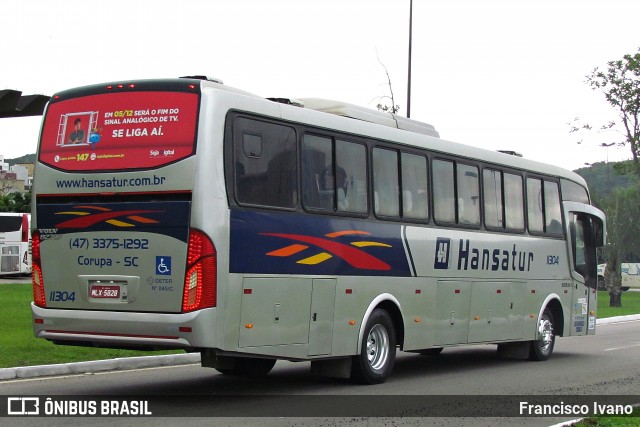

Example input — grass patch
[0,283,181,369]
[571,407,640,426]
[597,290,640,319]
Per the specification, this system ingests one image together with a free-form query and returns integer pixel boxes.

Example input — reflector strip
[45,330,179,339]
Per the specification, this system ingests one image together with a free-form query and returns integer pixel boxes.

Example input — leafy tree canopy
[573,49,640,175]
[0,192,31,213]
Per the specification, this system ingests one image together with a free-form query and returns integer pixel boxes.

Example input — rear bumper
[31,303,216,349]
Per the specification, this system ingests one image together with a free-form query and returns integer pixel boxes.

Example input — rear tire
[529,308,555,361]
[351,309,396,384]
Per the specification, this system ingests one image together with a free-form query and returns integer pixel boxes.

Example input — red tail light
[21,214,29,242]
[31,231,46,307]
[182,229,216,312]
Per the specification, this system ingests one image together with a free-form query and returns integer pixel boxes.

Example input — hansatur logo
[434,238,451,270]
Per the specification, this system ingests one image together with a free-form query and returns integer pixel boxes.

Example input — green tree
[0,192,31,213]
[595,186,640,307]
[583,48,640,175]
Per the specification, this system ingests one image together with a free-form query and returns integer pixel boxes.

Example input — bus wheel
[215,357,276,376]
[529,308,555,361]
[351,309,396,384]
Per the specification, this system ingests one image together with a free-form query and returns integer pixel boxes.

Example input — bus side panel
[238,277,312,348]
[405,226,571,346]
[229,209,412,278]
[226,208,415,358]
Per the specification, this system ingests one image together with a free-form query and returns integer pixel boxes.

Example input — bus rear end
[31,79,216,350]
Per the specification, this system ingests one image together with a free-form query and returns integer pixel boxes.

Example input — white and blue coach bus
[31,76,605,384]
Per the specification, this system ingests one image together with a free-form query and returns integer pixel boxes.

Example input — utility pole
[407,0,413,118]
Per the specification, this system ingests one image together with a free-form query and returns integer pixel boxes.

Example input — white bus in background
[31,77,605,384]
[0,213,31,276]
[597,263,640,291]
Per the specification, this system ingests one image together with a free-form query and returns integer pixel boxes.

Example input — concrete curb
[2,315,638,381]
[0,352,200,381]
[595,313,640,325]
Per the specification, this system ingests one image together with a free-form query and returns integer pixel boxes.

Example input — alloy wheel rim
[366,324,389,371]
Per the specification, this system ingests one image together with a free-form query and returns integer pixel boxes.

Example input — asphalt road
[1,319,639,427]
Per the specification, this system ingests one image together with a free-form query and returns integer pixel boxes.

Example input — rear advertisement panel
[39,91,199,171]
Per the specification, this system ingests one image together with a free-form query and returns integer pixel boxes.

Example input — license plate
[89,284,121,299]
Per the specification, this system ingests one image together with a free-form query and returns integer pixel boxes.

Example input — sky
[1,0,639,171]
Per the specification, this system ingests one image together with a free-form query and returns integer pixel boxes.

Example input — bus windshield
[39,87,199,171]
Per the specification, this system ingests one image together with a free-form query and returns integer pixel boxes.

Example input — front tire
[351,309,396,384]
[529,308,555,361]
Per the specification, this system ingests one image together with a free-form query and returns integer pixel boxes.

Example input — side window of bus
[504,173,524,231]
[302,134,332,210]
[527,178,544,233]
[302,135,367,214]
[561,179,589,204]
[457,164,480,226]
[401,152,429,220]
[336,140,367,213]
[373,148,400,217]
[483,169,503,228]
[544,181,563,235]
[527,178,563,236]
[234,118,297,209]
[572,213,587,277]
[433,159,455,223]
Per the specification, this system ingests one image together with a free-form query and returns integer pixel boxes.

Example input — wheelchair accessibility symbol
[156,256,172,275]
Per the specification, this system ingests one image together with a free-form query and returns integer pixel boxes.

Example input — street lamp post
[407,0,413,119]
[601,142,615,188]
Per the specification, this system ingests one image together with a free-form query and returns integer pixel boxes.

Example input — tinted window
[373,148,400,217]
[302,135,367,214]
[544,181,563,235]
[336,140,367,213]
[234,118,297,208]
[561,179,589,203]
[302,134,332,210]
[504,173,524,231]
[433,159,455,223]
[0,216,22,233]
[483,169,503,228]
[457,164,480,226]
[527,178,544,233]
[401,153,429,220]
